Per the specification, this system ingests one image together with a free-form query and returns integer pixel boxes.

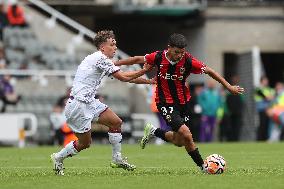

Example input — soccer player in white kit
[50,30,154,175]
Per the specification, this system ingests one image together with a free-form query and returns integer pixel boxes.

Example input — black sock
[188,148,204,167]
[154,128,168,142]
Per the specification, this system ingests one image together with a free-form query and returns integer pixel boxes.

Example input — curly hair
[168,33,187,48]
[93,30,115,49]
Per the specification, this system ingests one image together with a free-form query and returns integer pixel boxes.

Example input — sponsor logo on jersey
[166,115,172,122]
[158,72,184,81]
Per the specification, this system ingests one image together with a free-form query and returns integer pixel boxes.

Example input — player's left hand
[229,85,245,95]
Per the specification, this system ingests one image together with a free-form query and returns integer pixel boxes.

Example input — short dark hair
[168,33,187,48]
[93,30,115,49]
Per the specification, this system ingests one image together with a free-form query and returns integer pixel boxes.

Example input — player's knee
[84,141,91,149]
[81,139,92,149]
[186,132,193,140]
[178,127,193,141]
[185,133,194,143]
[113,118,122,128]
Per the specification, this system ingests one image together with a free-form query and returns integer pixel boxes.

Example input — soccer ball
[204,154,226,174]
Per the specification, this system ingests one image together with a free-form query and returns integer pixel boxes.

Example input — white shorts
[64,98,108,133]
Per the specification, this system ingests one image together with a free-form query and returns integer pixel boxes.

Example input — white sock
[55,141,78,161]
[108,132,122,161]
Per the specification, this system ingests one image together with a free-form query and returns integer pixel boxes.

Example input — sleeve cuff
[109,68,120,76]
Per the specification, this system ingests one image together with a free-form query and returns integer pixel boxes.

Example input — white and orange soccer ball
[204,154,226,174]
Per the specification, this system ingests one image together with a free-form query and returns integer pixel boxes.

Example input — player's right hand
[229,85,244,95]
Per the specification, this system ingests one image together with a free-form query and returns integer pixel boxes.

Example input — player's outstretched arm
[205,66,244,95]
[112,63,152,82]
[129,76,157,84]
[115,56,145,66]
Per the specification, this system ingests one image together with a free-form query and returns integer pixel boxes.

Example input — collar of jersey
[165,50,182,65]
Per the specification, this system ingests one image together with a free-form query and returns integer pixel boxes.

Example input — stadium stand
[0,0,152,146]
[3,27,78,70]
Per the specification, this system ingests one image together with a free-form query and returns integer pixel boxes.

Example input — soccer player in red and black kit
[115,33,244,172]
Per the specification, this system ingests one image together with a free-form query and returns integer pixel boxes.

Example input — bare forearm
[123,69,147,82]
[115,56,145,66]
[205,67,231,90]
[112,63,152,82]
[129,77,151,84]
[205,66,245,95]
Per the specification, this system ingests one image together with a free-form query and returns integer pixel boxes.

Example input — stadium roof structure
[114,1,207,16]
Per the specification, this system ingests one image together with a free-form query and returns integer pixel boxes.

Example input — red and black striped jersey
[145,50,206,105]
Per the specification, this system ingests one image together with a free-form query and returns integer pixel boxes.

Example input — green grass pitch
[0,142,284,189]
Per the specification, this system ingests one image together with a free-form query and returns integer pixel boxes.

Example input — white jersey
[70,51,120,103]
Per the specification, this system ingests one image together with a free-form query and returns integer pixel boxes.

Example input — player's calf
[172,132,186,147]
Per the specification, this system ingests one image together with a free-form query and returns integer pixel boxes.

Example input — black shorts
[157,102,190,132]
